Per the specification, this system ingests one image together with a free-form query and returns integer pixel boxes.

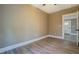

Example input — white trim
[62,12,77,17]
[0,35,48,53]
[48,35,64,39]
[0,35,64,53]
[62,15,65,39]
[76,9,79,46]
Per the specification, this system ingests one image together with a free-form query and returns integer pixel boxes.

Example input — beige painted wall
[49,6,79,37]
[0,4,79,48]
[0,5,48,48]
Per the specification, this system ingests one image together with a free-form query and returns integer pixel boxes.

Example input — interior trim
[0,35,63,53]
[0,35,48,53]
[48,35,64,39]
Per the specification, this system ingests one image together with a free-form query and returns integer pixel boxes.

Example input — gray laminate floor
[2,37,79,54]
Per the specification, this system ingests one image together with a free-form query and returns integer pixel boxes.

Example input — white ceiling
[32,4,78,14]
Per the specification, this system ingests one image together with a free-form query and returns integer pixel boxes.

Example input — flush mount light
[54,4,57,5]
[42,4,46,6]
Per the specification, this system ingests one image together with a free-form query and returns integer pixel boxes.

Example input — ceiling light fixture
[54,4,56,5]
[42,4,46,6]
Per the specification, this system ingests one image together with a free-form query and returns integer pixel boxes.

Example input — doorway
[62,12,79,46]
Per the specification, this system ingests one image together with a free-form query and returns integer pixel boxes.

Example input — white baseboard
[0,35,48,53]
[0,35,63,53]
[48,35,64,39]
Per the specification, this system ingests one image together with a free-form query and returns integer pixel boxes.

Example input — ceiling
[32,4,78,14]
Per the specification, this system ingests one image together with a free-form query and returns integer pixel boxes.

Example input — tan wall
[49,6,79,37]
[0,5,48,48]
[0,4,79,48]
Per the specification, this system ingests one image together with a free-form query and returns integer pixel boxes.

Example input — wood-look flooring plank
[1,37,79,54]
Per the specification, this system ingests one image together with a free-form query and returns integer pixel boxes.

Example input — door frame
[62,12,78,43]
[76,9,79,46]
